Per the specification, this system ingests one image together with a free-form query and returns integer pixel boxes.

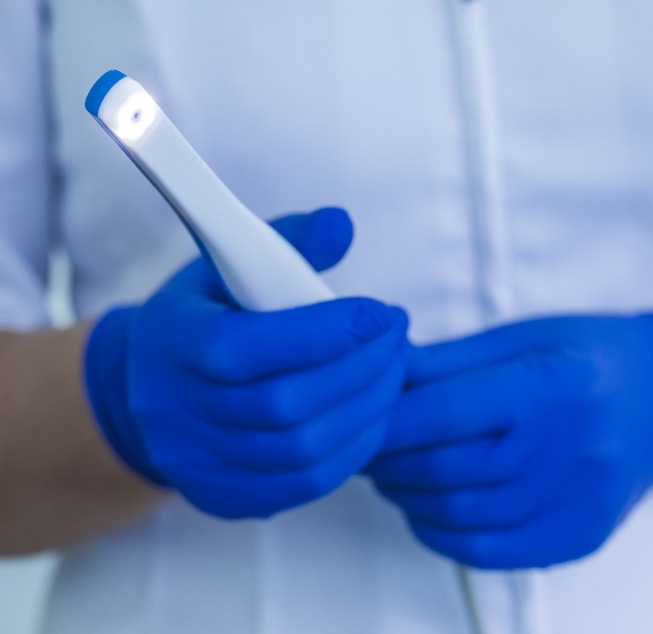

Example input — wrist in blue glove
[85,207,409,519]
[367,315,653,569]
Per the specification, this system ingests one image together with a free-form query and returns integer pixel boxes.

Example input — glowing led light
[112,91,158,143]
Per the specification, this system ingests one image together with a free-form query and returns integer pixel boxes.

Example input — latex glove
[85,207,409,519]
[367,315,653,569]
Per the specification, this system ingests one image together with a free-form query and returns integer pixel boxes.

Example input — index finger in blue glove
[184,315,408,429]
[379,359,540,455]
[140,293,406,385]
[201,298,407,384]
[377,461,556,533]
[406,317,584,387]
[366,433,530,491]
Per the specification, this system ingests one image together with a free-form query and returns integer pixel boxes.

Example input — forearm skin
[0,323,165,555]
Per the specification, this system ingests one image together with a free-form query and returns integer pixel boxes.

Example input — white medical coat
[2,1,653,632]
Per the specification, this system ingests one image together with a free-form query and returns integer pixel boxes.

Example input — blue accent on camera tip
[85,70,127,117]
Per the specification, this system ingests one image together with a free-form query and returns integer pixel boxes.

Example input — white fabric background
[0,556,57,634]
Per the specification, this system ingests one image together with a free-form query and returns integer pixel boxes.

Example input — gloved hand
[366,315,653,569]
[85,207,409,519]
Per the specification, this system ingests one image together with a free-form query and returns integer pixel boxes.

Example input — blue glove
[85,207,409,519]
[366,315,653,569]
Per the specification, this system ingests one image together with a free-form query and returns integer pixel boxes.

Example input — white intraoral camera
[86,70,335,311]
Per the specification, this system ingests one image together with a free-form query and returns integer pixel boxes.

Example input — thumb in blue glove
[367,315,653,569]
[85,207,409,518]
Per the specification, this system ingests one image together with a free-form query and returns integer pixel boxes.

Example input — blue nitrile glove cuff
[84,306,168,487]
